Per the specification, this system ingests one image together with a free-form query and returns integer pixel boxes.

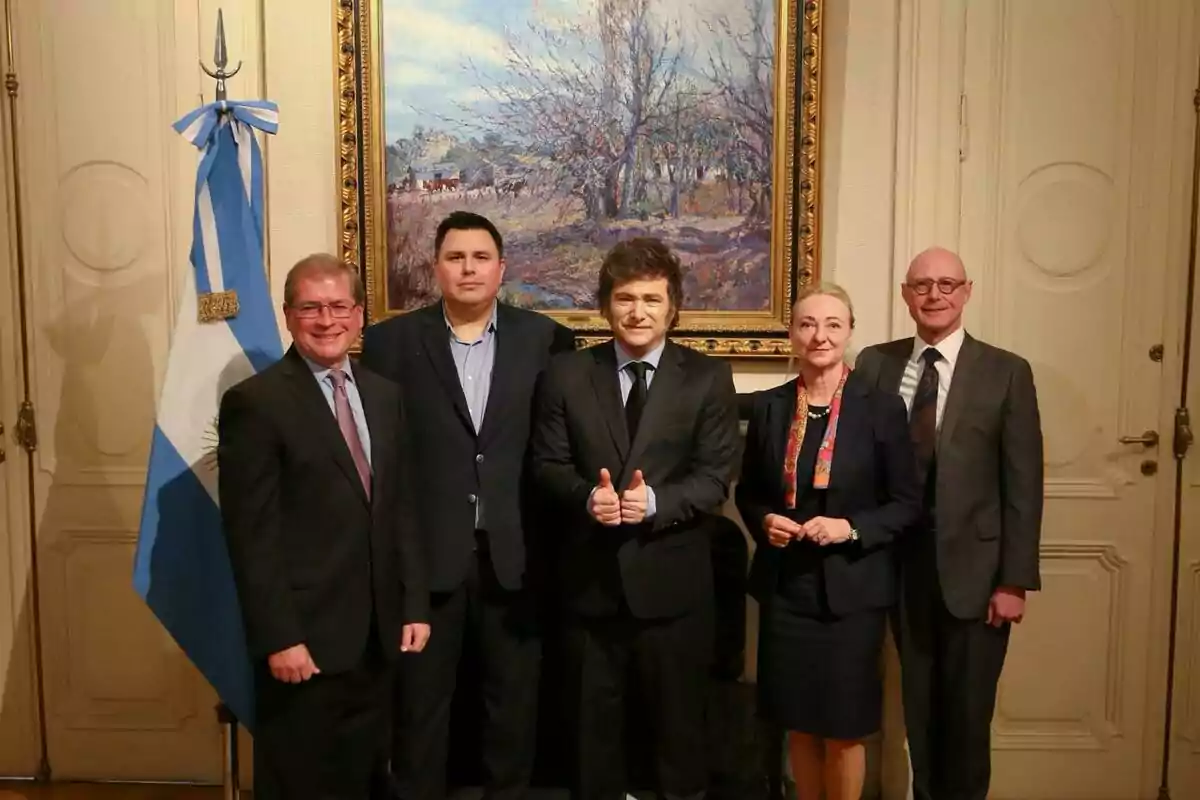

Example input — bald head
[901,246,972,344]
[906,246,967,282]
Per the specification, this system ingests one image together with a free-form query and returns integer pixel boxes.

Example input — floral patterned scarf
[782,365,850,508]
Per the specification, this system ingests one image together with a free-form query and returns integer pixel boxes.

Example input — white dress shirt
[897,326,966,429]
[587,339,664,520]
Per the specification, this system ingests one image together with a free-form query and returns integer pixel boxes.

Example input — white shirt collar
[614,337,666,372]
[910,326,965,368]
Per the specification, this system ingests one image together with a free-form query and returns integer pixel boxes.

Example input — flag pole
[218,702,240,800]
[201,9,243,799]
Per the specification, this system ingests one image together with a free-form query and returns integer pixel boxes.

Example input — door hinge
[959,93,969,162]
[15,400,36,453]
[1175,407,1194,460]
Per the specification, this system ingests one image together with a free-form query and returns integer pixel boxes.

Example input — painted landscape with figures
[380,0,778,313]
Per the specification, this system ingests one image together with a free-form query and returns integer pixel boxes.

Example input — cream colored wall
[253,0,910,392]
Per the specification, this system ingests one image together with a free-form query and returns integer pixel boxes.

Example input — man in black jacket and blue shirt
[361,211,576,800]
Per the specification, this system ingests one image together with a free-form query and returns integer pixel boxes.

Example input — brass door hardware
[1174,408,1193,459]
[1119,430,1160,448]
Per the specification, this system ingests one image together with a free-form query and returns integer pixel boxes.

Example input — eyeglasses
[291,302,359,319]
[906,278,967,296]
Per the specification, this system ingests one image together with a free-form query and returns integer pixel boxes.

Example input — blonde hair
[791,282,856,328]
[788,282,856,376]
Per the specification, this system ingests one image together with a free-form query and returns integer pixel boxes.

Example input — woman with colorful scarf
[736,284,921,800]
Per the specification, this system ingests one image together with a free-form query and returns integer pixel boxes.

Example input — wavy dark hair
[597,237,683,328]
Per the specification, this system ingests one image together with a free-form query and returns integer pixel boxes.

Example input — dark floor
[0,786,220,799]
[0,683,777,800]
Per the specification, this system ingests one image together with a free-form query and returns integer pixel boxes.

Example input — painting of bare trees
[339,0,820,355]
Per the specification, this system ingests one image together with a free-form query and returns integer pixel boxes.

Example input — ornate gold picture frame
[336,0,821,357]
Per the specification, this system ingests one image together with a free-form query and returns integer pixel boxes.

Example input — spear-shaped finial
[200,8,242,102]
[213,9,229,70]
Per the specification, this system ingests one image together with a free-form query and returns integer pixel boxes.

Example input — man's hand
[802,516,852,546]
[400,623,431,653]
[620,470,649,524]
[763,514,802,548]
[589,468,622,526]
[987,586,1026,627]
[268,643,320,684]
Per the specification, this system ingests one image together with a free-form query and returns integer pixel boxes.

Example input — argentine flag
[133,100,282,732]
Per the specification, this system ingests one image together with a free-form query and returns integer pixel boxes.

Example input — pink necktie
[329,369,371,498]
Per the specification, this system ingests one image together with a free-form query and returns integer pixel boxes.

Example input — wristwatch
[848,527,860,542]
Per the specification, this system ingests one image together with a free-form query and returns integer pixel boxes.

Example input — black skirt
[756,592,886,740]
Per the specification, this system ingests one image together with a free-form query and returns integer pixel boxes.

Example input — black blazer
[735,369,921,616]
[854,334,1044,619]
[217,347,428,673]
[530,340,741,619]
[360,301,576,593]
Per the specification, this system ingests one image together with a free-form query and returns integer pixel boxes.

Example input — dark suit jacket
[360,301,577,593]
[217,346,429,674]
[854,333,1044,619]
[530,340,741,619]
[736,370,922,615]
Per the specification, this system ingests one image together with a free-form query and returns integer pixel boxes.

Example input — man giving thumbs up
[589,468,622,526]
[531,238,740,800]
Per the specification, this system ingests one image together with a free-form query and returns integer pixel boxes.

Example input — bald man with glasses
[855,247,1044,800]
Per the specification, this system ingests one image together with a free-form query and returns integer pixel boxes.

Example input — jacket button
[476,454,484,463]
[468,494,477,504]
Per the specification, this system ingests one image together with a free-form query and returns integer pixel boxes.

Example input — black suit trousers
[392,545,541,800]
[566,603,713,800]
[252,626,390,800]
[894,530,1010,800]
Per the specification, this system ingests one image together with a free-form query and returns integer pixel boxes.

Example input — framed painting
[335,0,822,356]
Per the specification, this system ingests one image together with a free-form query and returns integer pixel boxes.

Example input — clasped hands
[588,468,648,526]
[762,513,852,547]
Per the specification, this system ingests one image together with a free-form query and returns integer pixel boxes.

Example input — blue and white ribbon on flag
[133,99,282,732]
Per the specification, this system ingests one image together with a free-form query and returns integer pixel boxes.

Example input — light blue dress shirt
[303,355,372,466]
[445,301,498,433]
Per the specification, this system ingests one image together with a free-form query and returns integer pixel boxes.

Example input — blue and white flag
[133,99,282,732]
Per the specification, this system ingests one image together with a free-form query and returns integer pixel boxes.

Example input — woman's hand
[763,514,803,547]
[802,516,852,546]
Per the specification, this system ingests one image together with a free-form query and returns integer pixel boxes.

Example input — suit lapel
[420,308,474,433]
[477,305,517,447]
[354,364,389,508]
[938,333,981,450]
[826,375,868,495]
[281,349,369,506]
[625,342,684,481]
[590,342,630,463]
[879,339,910,395]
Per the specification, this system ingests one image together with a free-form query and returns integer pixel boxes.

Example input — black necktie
[625,361,650,439]
[910,347,942,476]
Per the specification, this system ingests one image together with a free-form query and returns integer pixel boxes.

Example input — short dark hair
[597,237,683,328]
[435,211,504,257]
[283,253,365,306]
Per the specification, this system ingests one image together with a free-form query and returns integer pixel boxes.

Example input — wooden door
[6,0,229,780]
[958,0,1199,796]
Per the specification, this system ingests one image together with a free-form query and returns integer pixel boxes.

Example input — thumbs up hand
[589,468,622,526]
[620,469,649,524]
